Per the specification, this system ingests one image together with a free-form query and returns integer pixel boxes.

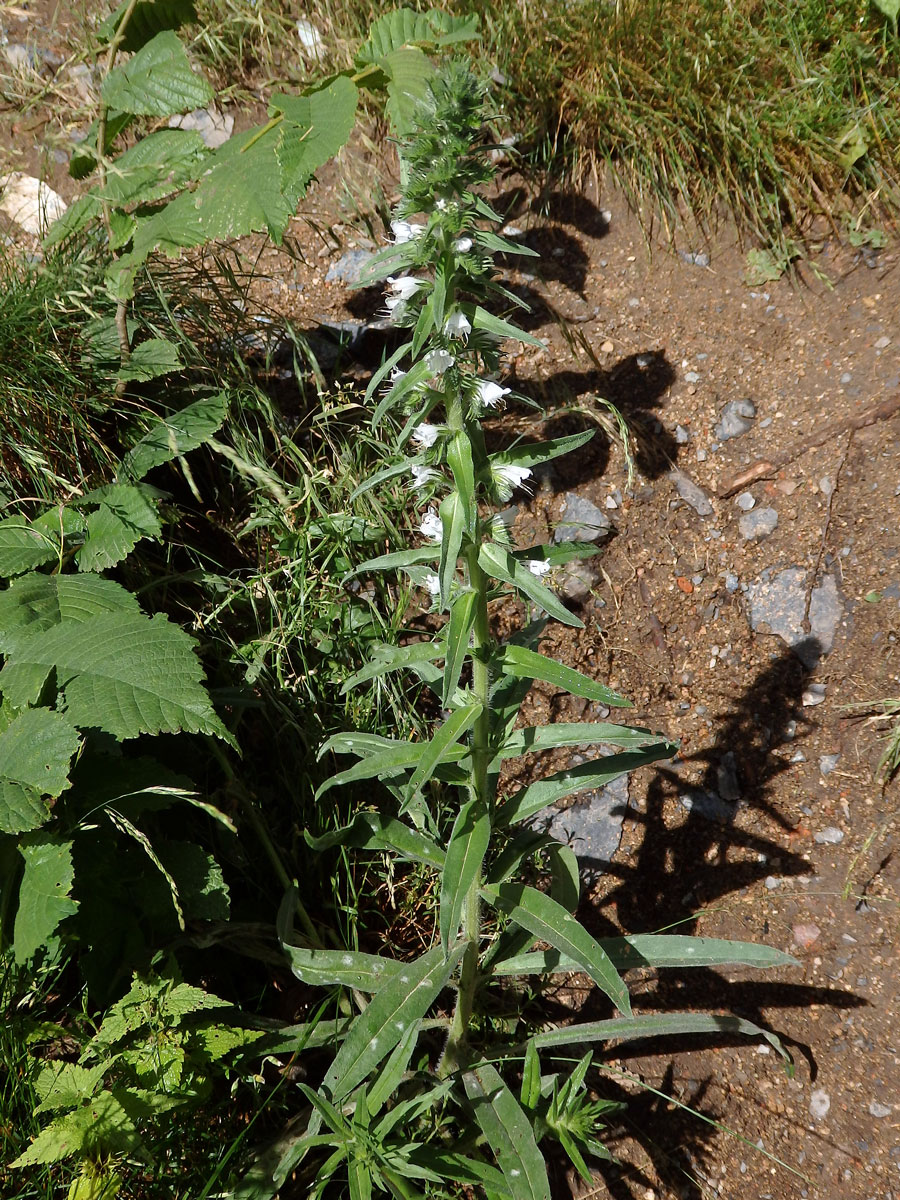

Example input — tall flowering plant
[252,64,795,1200]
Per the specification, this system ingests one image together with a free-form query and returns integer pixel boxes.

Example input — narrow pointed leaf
[442,590,476,706]
[411,294,435,358]
[463,1063,550,1200]
[440,796,490,952]
[342,641,442,693]
[368,1018,422,1114]
[497,721,665,760]
[482,883,631,1015]
[284,946,401,992]
[404,702,481,806]
[497,645,628,706]
[547,842,579,913]
[447,432,476,534]
[316,740,468,799]
[344,545,439,579]
[373,357,429,425]
[474,229,540,257]
[479,543,582,627]
[439,491,465,608]
[304,811,445,868]
[323,942,464,1101]
[363,340,413,406]
[490,430,594,470]
[471,305,543,349]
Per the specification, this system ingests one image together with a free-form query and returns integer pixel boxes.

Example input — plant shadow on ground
[518,637,867,1197]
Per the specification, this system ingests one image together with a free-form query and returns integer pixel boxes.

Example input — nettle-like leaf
[100,0,198,52]
[0,709,80,835]
[101,30,214,117]
[0,516,60,577]
[13,834,80,961]
[0,574,232,744]
[356,8,479,65]
[117,337,182,383]
[271,79,359,197]
[120,391,228,480]
[76,483,164,571]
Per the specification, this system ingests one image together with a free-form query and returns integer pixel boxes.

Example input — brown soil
[4,10,900,1197]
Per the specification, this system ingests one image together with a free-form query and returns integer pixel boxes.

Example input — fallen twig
[718,392,900,498]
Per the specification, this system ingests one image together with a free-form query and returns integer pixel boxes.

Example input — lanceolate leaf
[482,883,631,1015]
[498,743,676,827]
[342,640,443,693]
[443,590,476,706]
[463,1063,550,1200]
[101,30,213,117]
[447,432,476,534]
[13,835,79,962]
[489,935,799,977]
[304,811,445,869]
[440,796,490,952]
[120,392,228,481]
[471,305,544,349]
[497,721,666,760]
[362,340,414,407]
[344,545,439,579]
[479,543,582,628]
[404,702,481,807]
[439,491,466,608]
[497,645,629,706]
[323,942,464,1101]
[0,710,80,835]
[283,946,401,992]
[317,737,469,799]
[490,429,594,470]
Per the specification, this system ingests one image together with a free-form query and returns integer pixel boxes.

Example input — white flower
[387,275,422,300]
[493,463,533,494]
[454,236,473,253]
[435,198,448,211]
[424,573,441,596]
[412,422,440,449]
[475,379,511,409]
[419,510,443,541]
[444,311,472,341]
[411,463,439,487]
[526,558,551,577]
[391,219,424,244]
[389,366,407,384]
[424,348,455,375]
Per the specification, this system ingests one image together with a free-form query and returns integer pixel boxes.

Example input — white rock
[0,172,66,235]
[814,826,844,845]
[296,18,325,57]
[168,106,233,149]
[809,1089,830,1121]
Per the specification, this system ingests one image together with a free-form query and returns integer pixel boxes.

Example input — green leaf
[530,1012,792,1067]
[117,338,182,383]
[356,8,479,64]
[0,574,139,654]
[873,0,900,29]
[158,840,230,920]
[33,1062,105,1114]
[547,841,579,913]
[490,430,594,471]
[97,128,206,206]
[120,392,228,481]
[474,228,539,258]
[447,432,476,535]
[497,645,628,706]
[0,710,80,835]
[304,811,444,869]
[317,737,468,799]
[479,544,582,628]
[76,484,163,571]
[101,30,213,117]
[383,46,434,138]
[443,590,476,707]
[439,490,466,608]
[372,357,430,424]
[463,1063,550,1200]
[405,1149,512,1198]
[0,517,60,577]
[361,339,414,407]
[497,721,663,759]
[498,743,676,826]
[440,796,490,952]
[100,0,198,52]
[3,611,231,742]
[520,1040,541,1110]
[284,946,401,992]
[342,640,443,693]
[271,78,359,196]
[13,835,79,961]
[491,934,799,976]
[323,942,464,1101]
[11,1090,144,1167]
[482,883,631,1015]
[471,305,544,349]
[367,1018,422,1114]
[404,702,481,807]
[344,545,439,579]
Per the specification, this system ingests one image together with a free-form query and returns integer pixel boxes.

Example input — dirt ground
[3,8,900,1196]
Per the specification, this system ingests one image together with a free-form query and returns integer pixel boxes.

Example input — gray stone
[814,827,845,845]
[736,491,756,510]
[531,755,629,866]
[869,1101,892,1119]
[745,567,843,667]
[668,468,714,517]
[168,106,233,148]
[715,398,756,441]
[553,493,612,543]
[679,250,710,268]
[739,507,778,540]
[684,371,701,383]
[556,560,598,603]
[809,1090,831,1121]
[724,572,740,592]
[716,751,740,801]
[819,754,840,775]
[680,789,736,822]
[325,248,376,284]
[675,424,691,444]
[802,682,826,707]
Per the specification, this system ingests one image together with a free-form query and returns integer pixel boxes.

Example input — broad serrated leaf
[117,338,182,383]
[101,30,213,117]
[491,934,799,976]
[75,484,163,571]
[33,1062,106,1114]
[497,644,628,706]
[272,78,358,195]
[498,742,676,826]
[13,835,79,961]
[356,8,478,64]
[531,1012,792,1066]
[159,840,230,920]
[440,796,490,952]
[482,883,631,1015]
[284,945,401,992]
[0,516,60,577]
[120,392,228,481]
[383,46,434,139]
[0,710,80,834]
[0,574,139,654]
[98,128,206,205]
[11,1090,143,1167]
[100,0,197,51]
[304,811,444,869]
[4,612,231,742]
[323,942,464,1101]
[480,543,582,628]
[497,721,662,759]
[463,1063,550,1200]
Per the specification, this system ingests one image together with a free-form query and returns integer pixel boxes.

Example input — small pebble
[869,1101,892,1119]
[840,371,852,384]
[809,1089,831,1121]
[636,351,655,366]
[696,448,708,462]
[765,876,779,889]
[802,682,826,707]
[684,371,701,383]
[724,572,740,592]
[874,336,891,350]
[819,476,835,497]
[739,507,778,540]
[600,340,614,353]
[814,827,845,845]
[818,753,840,775]
[675,424,691,443]
[736,491,756,511]
[793,922,821,949]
